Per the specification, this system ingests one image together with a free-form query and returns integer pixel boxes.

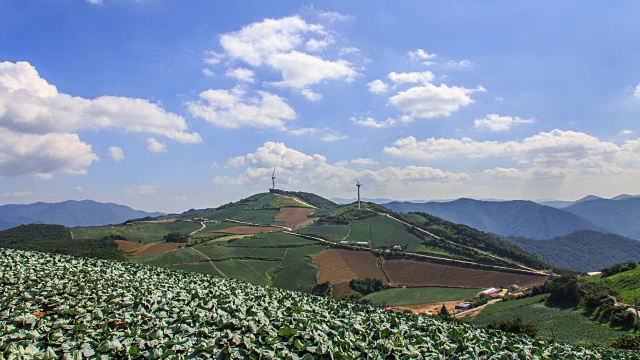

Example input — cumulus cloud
[316,10,352,23]
[350,116,397,128]
[202,68,216,77]
[0,128,98,178]
[388,84,485,120]
[215,16,359,99]
[287,127,320,136]
[367,80,388,93]
[384,130,620,163]
[71,186,83,192]
[474,114,535,132]
[351,158,378,165]
[187,87,296,130]
[225,67,255,82]
[146,138,167,153]
[445,60,473,69]
[85,0,103,4]
[0,61,201,143]
[408,49,437,63]
[108,146,125,162]
[387,71,435,85]
[620,129,635,135]
[634,82,640,98]
[214,142,469,192]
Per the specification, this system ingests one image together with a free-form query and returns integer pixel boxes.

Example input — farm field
[584,265,640,304]
[344,216,423,251]
[314,249,387,297]
[215,259,278,285]
[5,248,632,358]
[297,224,350,241]
[213,225,281,235]
[169,262,223,276]
[364,286,481,306]
[231,209,279,224]
[114,240,145,253]
[275,207,315,229]
[269,195,313,209]
[72,221,201,244]
[229,232,318,247]
[129,247,208,267]
[472,302,627,345]
[270,244,327,293]
[194,243,286,260]
[128,242,184,256]
[383,260,548,288]
[477,294,548,317]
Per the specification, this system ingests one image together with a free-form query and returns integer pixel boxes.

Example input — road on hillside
[190,247,228,278]
[189,221,206,236]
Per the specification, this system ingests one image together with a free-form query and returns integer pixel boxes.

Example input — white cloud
[0,61,201,144]
[321,133,348,142]
[85,0,103,4]
[316,10,352,23]
[71,186,83,192]
[287,127,320,136]
[445,60,473,69]
[367,80,389,93]
[0,128,98,178]
[408,49,437,62]
[634,82,640,98]
[216,16,358,99]
[300,89,322,101]
[338,47,361,56]
[187,87,297,130]
[350,116,396,128]
[351,158,378,165]
[388,84,485,120]
[474,114,535,132]
[3,191,34,197]
[225,67,255,83]
[620,129,635,135]
[146,138,166,153]
[202,68,216,77]
[387,71,435,85]
[108,146,125,162]
[384,130,622,166]
[203,51,225,65]
[126,185,160,195]
[215,142,469,192]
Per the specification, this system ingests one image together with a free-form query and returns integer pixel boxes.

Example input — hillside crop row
[1,249,636,358]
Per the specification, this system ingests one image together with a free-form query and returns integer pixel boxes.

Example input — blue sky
[1,0,639,212]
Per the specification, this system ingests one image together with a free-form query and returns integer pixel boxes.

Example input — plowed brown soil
[313,249,387,298]
[275,207,316,229]
[130,242,185,256]
[383,260,548,289]
[115,240,146,253]
[213,226,281,235]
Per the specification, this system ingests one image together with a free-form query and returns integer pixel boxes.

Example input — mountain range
[0,200,164,230]
[384,196,640,241]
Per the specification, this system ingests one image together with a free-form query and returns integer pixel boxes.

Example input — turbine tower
[356,178,362,209]
[271,168,276,190]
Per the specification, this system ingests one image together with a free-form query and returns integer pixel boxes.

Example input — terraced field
[275,207,315,229]
[73,221,201,244]
[213,225,281,235]
[364,286,481,306]
[313,249,387,297]
[297,224,350,241]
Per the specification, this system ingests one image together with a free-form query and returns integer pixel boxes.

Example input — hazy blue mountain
[536,200,574,208]
[0,200,163,229]
[503,231,640,273]
[563,198,640,240]
[383,198,604,240]
[610,194,640,201]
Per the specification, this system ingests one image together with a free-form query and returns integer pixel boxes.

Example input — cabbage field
[1,248,637,359]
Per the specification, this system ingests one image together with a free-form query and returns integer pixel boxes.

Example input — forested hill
[384,198,605,240]
[502,230,640,273]
[563,198,640,240]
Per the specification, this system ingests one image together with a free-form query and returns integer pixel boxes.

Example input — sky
[1,0,639,213]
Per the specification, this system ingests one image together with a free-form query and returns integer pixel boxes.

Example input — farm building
[455,303,471,310]
[354,242,369,246]
[478,288,497,296]
[392,245,403,251]
[508,284,521,292]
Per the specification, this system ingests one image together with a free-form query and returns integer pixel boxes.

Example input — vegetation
[545,276,581,308]
[487,317,539,337]
[311,282,332,298]
[271,190,337,209]
[585,264,640,304]
[297,224,350,241]
[73,221,201,244]
[164,232,188,243]
[400,212,548,269]
[602,261,638,278]
[348,277,386,295]
[504,231,640,273]
[320,206,376,224]
[363,286,481,306]
[0,224,125,261]
[609,334,640,351]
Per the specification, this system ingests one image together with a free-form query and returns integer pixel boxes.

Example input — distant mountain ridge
[0,200,163,230]
[563,198,640,240]
[384,198,605,240]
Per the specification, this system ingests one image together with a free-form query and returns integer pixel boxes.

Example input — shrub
[348,277,385,295]
[487,317,539,337]
[164,232,189,243]
[311,282,332,298]
[608,334,640,350]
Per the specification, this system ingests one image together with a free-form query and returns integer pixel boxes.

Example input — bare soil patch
[383,260,548,289]
[275,207,316,229]
[213,226,281,235]
[314,249,387,298]
[131,242,185,256]
[115,240,146,253]
[397,300,461,315]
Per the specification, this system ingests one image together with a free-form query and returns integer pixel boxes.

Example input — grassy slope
[298,224,350,241]
[73,221,201,244]
[472,297,626,345]
[584,265,640,304]
[364,287,481,306]
[271,244,327,293]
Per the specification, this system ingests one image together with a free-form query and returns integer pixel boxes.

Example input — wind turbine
[356,178,362,209]
[271,168,276,190]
